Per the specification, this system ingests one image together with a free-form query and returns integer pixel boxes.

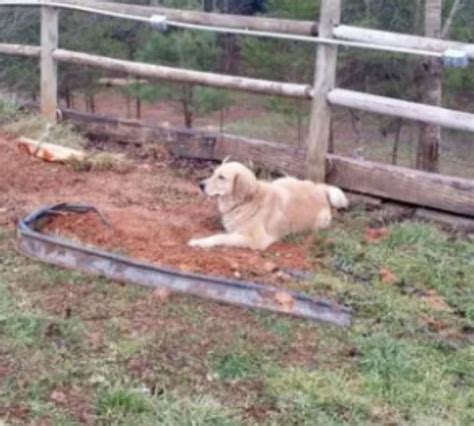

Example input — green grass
[317,218,474,324]
[96,386,240,426]
[213,352,261,381]
[1,213,473,424]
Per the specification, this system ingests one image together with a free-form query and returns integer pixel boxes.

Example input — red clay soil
[0,132,314,285]
[41,210,313,284]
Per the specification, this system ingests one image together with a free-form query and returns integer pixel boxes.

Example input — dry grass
[4,113,87,150]
[68,152,134,174]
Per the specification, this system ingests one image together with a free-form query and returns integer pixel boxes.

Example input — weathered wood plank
[0,0,317,36]
[328,89,474,133]
[306,0,341,182]
[0,42,40,57]
[334,24,474,59]
[53,49,312,99]
[61,109,217,149]
[415,208,474,232]
[324,155,474,216]
[55,0,318,36]
[40,6,58,122]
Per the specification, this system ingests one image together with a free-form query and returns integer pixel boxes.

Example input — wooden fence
[0,0,473,217]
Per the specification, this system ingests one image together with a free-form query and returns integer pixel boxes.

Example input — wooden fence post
[305,0,341,181]
[40,6,58,122]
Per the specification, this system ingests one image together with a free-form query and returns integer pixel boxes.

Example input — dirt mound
[1,131,314,285]
[41,210,314,284]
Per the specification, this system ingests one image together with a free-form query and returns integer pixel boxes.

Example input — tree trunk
[416,0,442,173]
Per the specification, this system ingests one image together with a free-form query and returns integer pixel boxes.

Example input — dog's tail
[324,185,349,209]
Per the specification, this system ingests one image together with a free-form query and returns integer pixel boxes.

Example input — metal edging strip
[16,203,352,326]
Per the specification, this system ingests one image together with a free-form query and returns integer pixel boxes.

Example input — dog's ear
[233,171,257,201]
[222,155,231,164]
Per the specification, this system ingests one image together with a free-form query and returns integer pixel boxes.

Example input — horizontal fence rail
[0,42,40,57]
[0,0,318,36]
[334,25,474,60]
[52,49,313,99]
[328,89,474,133]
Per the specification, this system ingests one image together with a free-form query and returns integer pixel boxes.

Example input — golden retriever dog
[189,161,348,250]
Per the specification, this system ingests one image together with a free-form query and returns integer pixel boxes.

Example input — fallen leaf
[379,267,397,284]
[274,291,294,311]
[422,290,452,312]
[364,227,389,244]
[179,263,193,273]
[88,332,103,350]
[420,314,447,332]
[153,288,172,303]
[50,390,67,404]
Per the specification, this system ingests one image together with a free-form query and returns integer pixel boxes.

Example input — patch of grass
[213,352,260,381]
[255,313,293,340]
[266,367,371,425]
[95,386,239,426]
[317,220,474,324]
[282,232,308,244]
[356,333,474,424]
[4,113,87,149]
[144,393,240,426]
[95,385,153,420]
[224,111,301,145]
[68,152,133,174]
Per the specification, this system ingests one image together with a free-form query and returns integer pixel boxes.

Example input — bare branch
[442,0,463,39]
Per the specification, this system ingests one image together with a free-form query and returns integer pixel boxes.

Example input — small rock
[233,271,242,279]
[229,261,239,271]
[263,261,278,273]
[275,271,291,282]
[153,287,172,302]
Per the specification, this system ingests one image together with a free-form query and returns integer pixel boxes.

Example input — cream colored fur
[189,161,348,250]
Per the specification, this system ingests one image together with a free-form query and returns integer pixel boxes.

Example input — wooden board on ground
[61,109,474,217]
[16,137,86,162]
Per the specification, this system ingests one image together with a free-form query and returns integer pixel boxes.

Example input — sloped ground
[0,132,473,425]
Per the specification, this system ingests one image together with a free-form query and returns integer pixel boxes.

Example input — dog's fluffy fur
[189,161,348,250]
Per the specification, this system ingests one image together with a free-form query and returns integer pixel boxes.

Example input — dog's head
[199,161,258,201]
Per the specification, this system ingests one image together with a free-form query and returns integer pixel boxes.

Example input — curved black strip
[17,203,352,326]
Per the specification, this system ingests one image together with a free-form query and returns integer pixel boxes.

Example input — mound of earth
[0,132,314,285]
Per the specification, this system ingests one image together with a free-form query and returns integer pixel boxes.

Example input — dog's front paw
[188,238,210,248]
